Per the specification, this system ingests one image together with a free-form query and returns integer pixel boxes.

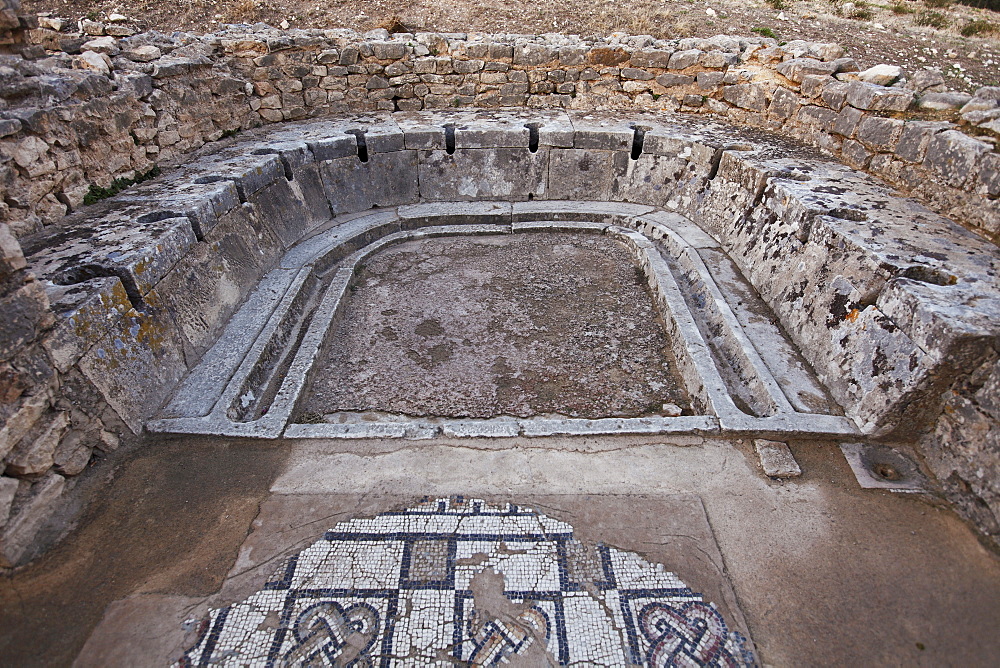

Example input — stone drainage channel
[148,201,856,442]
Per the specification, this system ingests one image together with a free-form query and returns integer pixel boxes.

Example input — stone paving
[301,232,690,421]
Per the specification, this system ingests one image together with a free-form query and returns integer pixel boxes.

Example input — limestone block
[858,64,902,86]
[775,58,837,83]
[856,116,904,152]
[609,152,693,208]
[125,45,161,62]
[155,204,283,359]
[655,73,693,88]
[0,280,52,361]
[0,393,47,461]
[43,277,132,373]
[0,476,16,528]
[753,439,801,478]
[979,153,1000,198]
[630,49,673,69]
[0,222,26,276]
[27,206,197,301]
[78,288,188,433]
[4,410,69,476]
[668,49,700,70]
[0,472,64,567]
[546,148,616,201]
[699,51,738,69]
[768,87,800,120]
[319,150,418,215]
[513,44,556,66]
[117,177,242,240]
[722,84,769,112]
[845,81,913,112]
[895,121,951,165]
[918,92,972,111]
[417,148,547,201]
[923,130,991,189]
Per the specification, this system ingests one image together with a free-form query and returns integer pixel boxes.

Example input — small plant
[83,165,161,205]
[891,2,915,13]
[923,0,951,7]
[452,97,462,107]
[960,19,998,36]
[220,128,241,139]
[766,0,788,9]
[848,1,876,19]
[915,10,949,27]
[84,11,101,21]
[752,26,779,38]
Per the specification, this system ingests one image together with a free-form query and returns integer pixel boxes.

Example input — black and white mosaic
[178,498,755,667]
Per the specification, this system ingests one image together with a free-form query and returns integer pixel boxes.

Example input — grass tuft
[960,19,998,36]
[915,10,950,27]
[83,166,161,206]
[752,26,779,38]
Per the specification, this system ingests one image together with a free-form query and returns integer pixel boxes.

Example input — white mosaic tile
[176,497,754,667]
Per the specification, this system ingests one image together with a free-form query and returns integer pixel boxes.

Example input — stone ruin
[1,0,999,568]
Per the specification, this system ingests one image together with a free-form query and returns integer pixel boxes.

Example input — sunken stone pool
[300,231,691,421]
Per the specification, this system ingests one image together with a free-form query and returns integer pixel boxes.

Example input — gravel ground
[30,0,1000,92]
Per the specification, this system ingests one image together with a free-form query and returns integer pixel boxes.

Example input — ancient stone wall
[1,23,998,565]
[1,26,997,240]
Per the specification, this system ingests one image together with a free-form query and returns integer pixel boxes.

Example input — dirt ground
[28,0,1000,92]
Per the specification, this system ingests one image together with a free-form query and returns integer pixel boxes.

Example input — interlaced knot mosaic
[177,497,755,667]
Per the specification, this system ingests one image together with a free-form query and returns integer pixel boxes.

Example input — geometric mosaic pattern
[177,497,756,667]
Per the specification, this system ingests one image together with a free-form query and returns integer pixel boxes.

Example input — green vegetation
[923,0,951,7]
[960,18,998,35]
[752,26,779,38]
[847,1,876,19]
[915,10,950,27]
[766,0,788,9]
[891,2,915,14]
[83,165,161,206]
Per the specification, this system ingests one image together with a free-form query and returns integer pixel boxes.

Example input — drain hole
[900,265,957,286]
[528,192,534,201]
[444,124,456,155]
[137,210,181,225]
[629,124,649,161]
[706,147,724,180]
[345,129,369,163]
[874,464,901,481]
[525,123,540,153]
[52,264,145,310]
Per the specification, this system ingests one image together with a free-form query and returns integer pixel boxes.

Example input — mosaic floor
[178,498,755,667]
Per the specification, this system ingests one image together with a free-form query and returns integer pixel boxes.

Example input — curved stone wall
[1,27,997,240]
[2,109,997,566]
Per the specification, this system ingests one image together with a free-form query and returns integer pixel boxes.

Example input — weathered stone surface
[754,439,802,478]
[4,410,69,476]
[418,148,547,201]
[856,116,903,152]
[918,92,972,111]
[722,84,769,112]
[0,393,48,461]
[857,64,902,86]
[0,476,17,528]
[0,281,52,361]
[0,472,64,567]
[924,130,991,189]
[846,82,913,112]
[668,49,700,70]
[775,58,837,83]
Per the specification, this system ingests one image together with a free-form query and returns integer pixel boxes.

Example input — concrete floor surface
[1,433,998,666]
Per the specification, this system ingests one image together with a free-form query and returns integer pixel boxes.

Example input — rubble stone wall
[1,22,998,566]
